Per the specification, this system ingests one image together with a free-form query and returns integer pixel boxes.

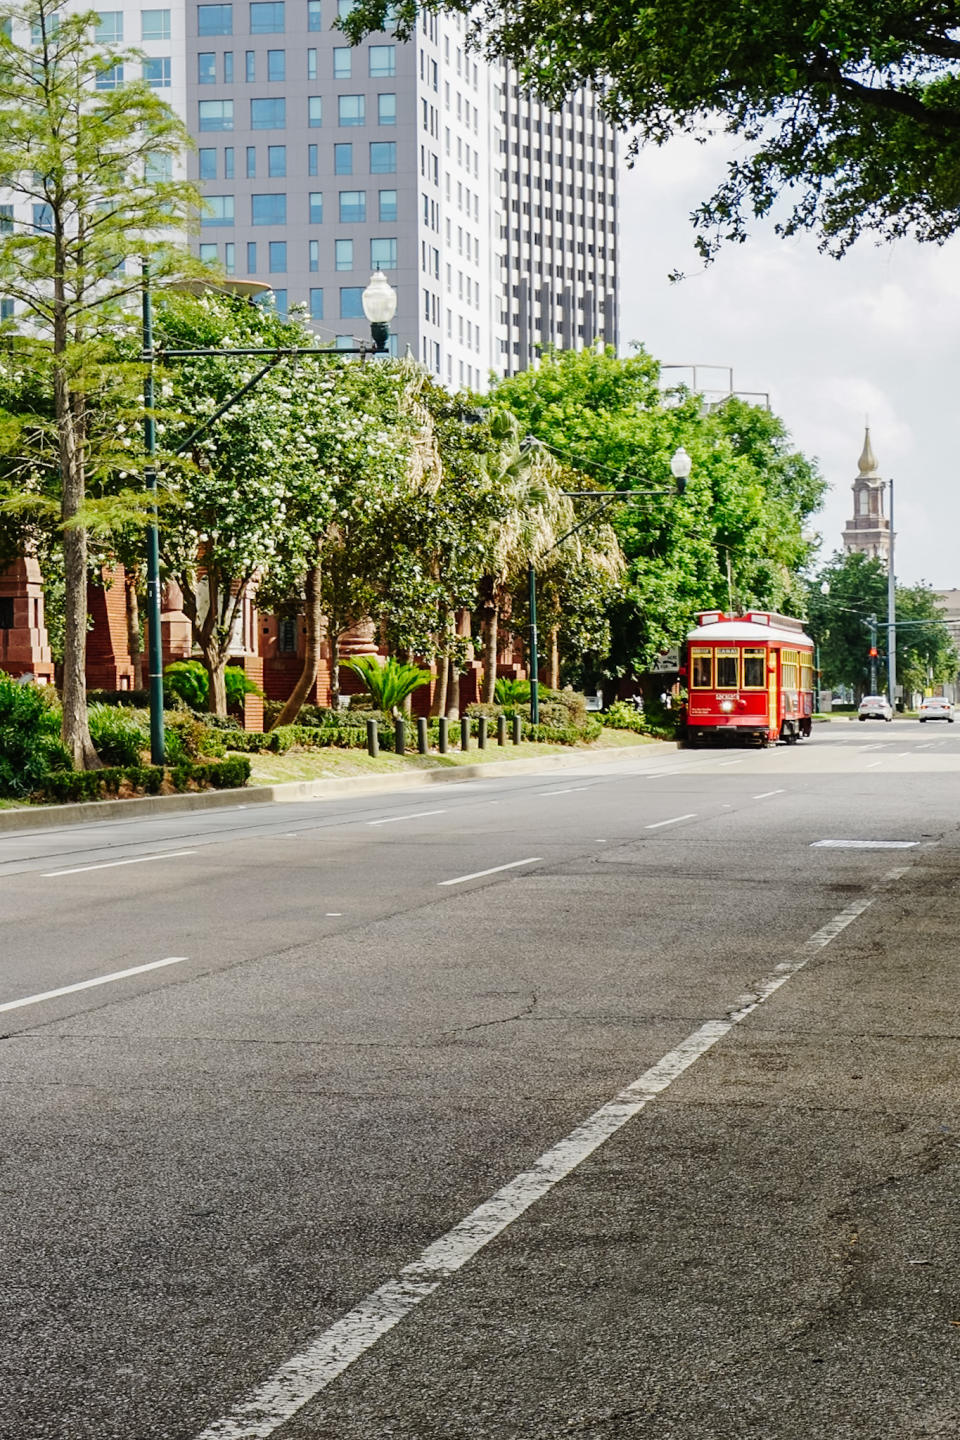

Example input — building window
[266,144,286,176]
[309,239,320,270]
[143,55,171,86]
[338,190,365,222]
[198,51,216,82]
[334,143,352,174]
[369,141,395,173]
[333,47,351,78]
[198,147,217,179]
[377,93,396,125]
[95,63,123,89]
[308,191,323,222]
[0,206,11,234]
[308,96,323,126]
[223,49,234,80]
[249,2,284,33]
[307,48,317,79]
[246,145,256,177]
[96,11,123,41]
[141,9,171,40]
[340,286,364,319]
[224,241,235,273]
[251,192,286,224]
[267,49,285,80]
[338,94,365,126]
[32,203,53,232]
[203,195,235,225]
[197,4,232,34]
[224,146,235,177]
[370,237,396,270]
[273,289,287,317]
[247,241,257,271]
[337,0,356,14]
[335,238,353,270]
[245,49,255,80]
[198,99,234,130]
[199,242,218,263]
[378,188,397,221]
[368,44,394,77]
[251,97,286,128]
[307,0,322,29]
[309,287,323,320]
[308,143,318,175]
[268,239,287,272]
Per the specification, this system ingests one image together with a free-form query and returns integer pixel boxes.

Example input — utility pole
[867,613,878,694]
[887,478,897,711]
[142,263,165,766]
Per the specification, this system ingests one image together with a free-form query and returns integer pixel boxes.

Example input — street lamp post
[141,268,398,764]
[527,446,691,724]
[887,477,897,710]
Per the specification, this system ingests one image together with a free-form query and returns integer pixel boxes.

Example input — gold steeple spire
[858,424,879,477]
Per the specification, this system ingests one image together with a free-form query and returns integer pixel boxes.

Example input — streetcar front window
[691,648,712,688]
[716,649,738,688]
[743,648,765,688]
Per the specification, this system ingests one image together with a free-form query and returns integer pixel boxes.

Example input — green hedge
[32,756,250,805]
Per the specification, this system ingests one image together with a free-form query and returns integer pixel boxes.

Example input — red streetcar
[680,610,815,747]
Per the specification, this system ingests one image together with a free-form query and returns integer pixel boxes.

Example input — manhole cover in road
[811,839,919,848]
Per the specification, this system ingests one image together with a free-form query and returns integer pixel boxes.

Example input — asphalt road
[2,718,959,1440]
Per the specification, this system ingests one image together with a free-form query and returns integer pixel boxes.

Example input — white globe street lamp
[361,270,398,352]
[670,445,692,491]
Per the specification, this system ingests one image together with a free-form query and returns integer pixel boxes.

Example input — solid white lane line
[192,890,887,1440]
[717,759,744,766]
[537,786,589,796]
[439,857,542,887]
[812,839,917,849]
[753,789,786,800]
[43,849,197,877]
[865,760,883,769]
[645,813,696,830]
[367,809,447,827]
[0,956,187,1015]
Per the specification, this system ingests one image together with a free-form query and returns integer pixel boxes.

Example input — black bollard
[417,715,428,754]
[477,716,487,750]
[460,716,470,751]
[394,717,405,754]
[512,714,521,745]
[438,716,448,754]
[366,719,379,757]
[497,715,507,747]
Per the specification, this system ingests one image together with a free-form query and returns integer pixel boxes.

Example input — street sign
[649,648,680,674]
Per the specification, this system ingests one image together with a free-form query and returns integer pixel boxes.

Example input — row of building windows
[96,10,171,41]
[197,1,365,35]
[197,44,395,83]
[198,141,396,178]
[202,189,396,224]
[200,236,396,270]
[198,93,394,129]
[95,59,171,87]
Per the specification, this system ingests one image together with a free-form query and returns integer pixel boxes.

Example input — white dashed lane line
[645,813,697,830]
[0,956,188,1014]
[43,849,197,878]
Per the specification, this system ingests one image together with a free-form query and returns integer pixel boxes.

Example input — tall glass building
[9,3,619,388]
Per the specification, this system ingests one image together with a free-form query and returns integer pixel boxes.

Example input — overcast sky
[617,134,959,592]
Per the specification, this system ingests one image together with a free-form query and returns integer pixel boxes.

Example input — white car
[919,696,954,722]
[858,694,893,721]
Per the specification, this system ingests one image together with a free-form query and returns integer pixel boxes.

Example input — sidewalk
[0,738,676,836]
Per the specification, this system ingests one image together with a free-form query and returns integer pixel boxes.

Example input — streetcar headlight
[720,700,734,713]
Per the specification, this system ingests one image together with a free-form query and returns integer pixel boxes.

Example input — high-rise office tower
[5,3,618,388]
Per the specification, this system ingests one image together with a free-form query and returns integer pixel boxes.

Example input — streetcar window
[743,648,765,688]
[800,663,813,692]
[691,648,711,688]
[782,662,798,691]
[716,649,738,688]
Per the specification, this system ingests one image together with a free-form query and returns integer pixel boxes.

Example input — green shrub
[164,711,226,761]
[163,660,262,711]
[88,702,149,766]
[494,677,531,705]
[464,702,504,722]
[33,756,249,803]
[342,655,432,714]
[0,674,70,797]
[87,689,150,708]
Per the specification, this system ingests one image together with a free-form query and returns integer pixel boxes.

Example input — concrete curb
[0,740,675,836]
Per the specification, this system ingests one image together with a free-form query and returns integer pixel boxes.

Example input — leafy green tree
[345,0,960,260]
[0,0,198,766]
[489,347,823,685]
[805,552,958,697]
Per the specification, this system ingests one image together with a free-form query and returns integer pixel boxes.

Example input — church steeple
[842,425,890,568]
